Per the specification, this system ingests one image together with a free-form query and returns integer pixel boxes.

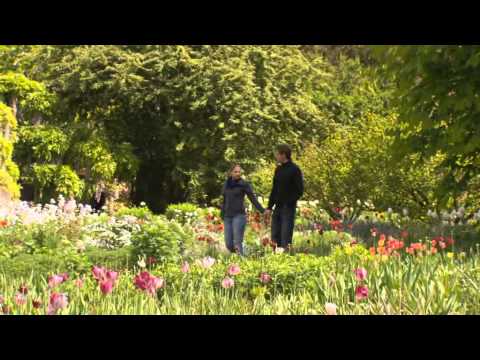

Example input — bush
[165,203,200,225]
[115,205,153,220]
[294,230,353,256]
[130,217,189,263]
[0,251,89,279]
[81,215,141,250]
[84,246,133,269]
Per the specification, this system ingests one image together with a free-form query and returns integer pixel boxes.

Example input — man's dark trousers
[271,204,296,248]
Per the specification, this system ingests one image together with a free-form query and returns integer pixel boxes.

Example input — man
[265,144,304,250]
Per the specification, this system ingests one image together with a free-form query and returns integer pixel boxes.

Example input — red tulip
[60,273,69,282]
[355,285,369,301]
[146,256,157,266]
[32,299,42,309]
[18,285,28,295]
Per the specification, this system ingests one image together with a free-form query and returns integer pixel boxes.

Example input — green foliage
[32,164,84,201]
[0,103,20,198]
[0,72,52,115]
[165,203,200,224]
[0,253,86,279]
[296,112,442,218]
[130,216,187,262]
[373,45,480,210]
[84,247,133,269]
[16,125,69,163]
[18,45,329,211]
[115,205,154,220]
[312,56,392,125]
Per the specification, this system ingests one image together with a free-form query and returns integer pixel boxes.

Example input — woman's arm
[245,183,265,213]
[267,168,278,210]
[220,183,226,219]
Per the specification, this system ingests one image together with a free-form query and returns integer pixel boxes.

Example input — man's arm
[293,166,304,201]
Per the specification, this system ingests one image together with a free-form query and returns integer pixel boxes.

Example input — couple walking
[220,144,304,255]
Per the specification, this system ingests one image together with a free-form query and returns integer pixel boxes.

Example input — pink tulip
[100,280,114,295]
[181,261,190,273]
[47,293,68,315]
[15,293,26,306]
[221,277,234,289]
[354,268,367,281]
[325,302,337,315]
[201,257,215,269]
[92,266,106,281]
[259,272,272,284]
[48,274,65,288]
[355,285,369,301]
[227,264,241,276]
[134,271,164,296]
[106,271,118,283]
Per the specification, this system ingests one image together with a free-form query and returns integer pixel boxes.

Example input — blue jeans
[224,214,247,255]
[271,204,296,248]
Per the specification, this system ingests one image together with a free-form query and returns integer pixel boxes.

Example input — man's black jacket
[268,161,304,210]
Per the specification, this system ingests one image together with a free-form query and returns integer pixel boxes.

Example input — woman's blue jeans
[223,214,247,255]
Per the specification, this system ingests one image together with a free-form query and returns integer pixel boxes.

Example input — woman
[220,164,265,256]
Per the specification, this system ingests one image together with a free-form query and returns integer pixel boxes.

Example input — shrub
[165,203,200,224]
[81,215,141,250]
[115,206,153,220]
[84,247,133,269]
[130,217,189,263]
[0,251,89,279]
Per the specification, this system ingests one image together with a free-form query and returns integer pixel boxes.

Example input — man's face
[275,151,286,163]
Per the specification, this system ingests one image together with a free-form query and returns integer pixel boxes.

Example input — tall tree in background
[374,45,480,211]
[17,45,329,212]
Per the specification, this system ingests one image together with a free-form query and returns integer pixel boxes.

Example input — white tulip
[325,303,337,315]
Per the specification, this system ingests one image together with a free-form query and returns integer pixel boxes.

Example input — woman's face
[231,166,242,180]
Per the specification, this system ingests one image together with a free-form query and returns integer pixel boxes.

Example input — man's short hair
[276,144,292,160]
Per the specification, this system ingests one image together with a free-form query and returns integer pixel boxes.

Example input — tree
[20,45,329,211]
[296,113,443,219]
[374,45,480,210]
